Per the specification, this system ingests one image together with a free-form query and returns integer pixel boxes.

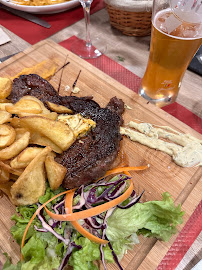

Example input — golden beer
[139,9,202,106]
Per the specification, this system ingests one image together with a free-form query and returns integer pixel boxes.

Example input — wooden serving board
[0,40,201,269]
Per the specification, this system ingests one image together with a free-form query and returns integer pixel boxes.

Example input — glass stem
[81,1,92,47]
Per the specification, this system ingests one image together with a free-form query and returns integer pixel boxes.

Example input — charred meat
[9,74,124,189]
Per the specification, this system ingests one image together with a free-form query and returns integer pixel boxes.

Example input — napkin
[0,28,11,45]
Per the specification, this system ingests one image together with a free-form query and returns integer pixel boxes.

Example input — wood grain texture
[0,40,201,268]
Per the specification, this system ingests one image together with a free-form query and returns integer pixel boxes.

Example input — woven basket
[105,1,152,37]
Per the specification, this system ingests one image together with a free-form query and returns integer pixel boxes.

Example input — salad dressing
[120,121,202,167]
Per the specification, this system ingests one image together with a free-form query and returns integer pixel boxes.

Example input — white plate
[0,0,80,14]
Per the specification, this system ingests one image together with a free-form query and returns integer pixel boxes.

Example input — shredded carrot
[44,178,134,222]
[20,189,75,262]
[104,165,149,177]
[123,171,131,176]
[20,166,140,261]
[65,191,108,245]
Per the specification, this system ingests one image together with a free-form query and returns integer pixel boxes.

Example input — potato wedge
[46,101,73,114]
[11,146,51,205]
[0,160,22,176]
[0,111,12,124]
[10,147,44,169]
[0,103,13,111]
[0,181,14,200]
[45,155,67,190]
[10,117,21,129]
[15,128,30,140]
[0,167,10,182]
[10,174,18,181]
[21,116,75,151]
[0,124,16,148]
[0,131,30,160]
[21,96,50,114]
[30,131,63,154]
[18,112,58,120]
[0,99,12,104]
[6,99,42,114]
[0,78,12,99]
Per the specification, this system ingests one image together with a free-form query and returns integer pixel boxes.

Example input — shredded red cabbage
[34,174,142,270]
[58,242,82,270]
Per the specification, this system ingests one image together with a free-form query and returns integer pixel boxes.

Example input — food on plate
[13,0,70,6]
[18,111,58,120]
[0,77,12,99]
[0,103,13,111]
[45,154,67,190]
[58,113,96,138]
[121,121,202,167]
[6,99,43,114]
[0,65,187,270]
[0,73,123,206]
[29,131,63,154]
[11,60,57,80]
[0,110,12,124]
[10,147,51,206]
[4,173,184,270]
[20,116,76,151]
[0,124,16,148]
[9,74,125,189]
[0,160,23,176]
[46,101,73,114]
[10,147,44,169]
[20,95,51,114]
[0,181,13,199]
[0,166,10,182]
[0,131,30,160]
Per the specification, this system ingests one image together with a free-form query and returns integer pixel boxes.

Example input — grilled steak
[9,74,124,189]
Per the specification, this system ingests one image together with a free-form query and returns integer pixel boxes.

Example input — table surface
[0,6,202,270]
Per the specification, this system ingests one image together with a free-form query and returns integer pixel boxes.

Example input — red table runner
[60,36,202,134]
[0,0,104,44]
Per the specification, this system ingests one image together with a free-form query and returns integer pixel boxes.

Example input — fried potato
[0,181,13,200]
[11,146,51,205]
[30,131,63,154]
[10,147,44,169]
[21,116,75,151]
[15,128,30,140]
[21,96,50,114]
[0,160,22,176]
[45,155,67,190]
[18,112,58,120]
[11,60,56,81]
[0,103,13,111]
[0,99,12,103]
[9,117,21,129]
[10,174,18,181]
[0,124,16,148]
[0,111,11,124]
[0,78,12,99]
[0,167,10,182]
[6,99,42,114]
[46,101,73,114]
[0,131,30,160]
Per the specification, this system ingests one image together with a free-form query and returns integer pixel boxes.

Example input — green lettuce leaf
[106,192,184,242]
[2,254,21,270]
[69,237,114,270]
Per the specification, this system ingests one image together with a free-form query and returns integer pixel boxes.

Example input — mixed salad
[3,173,184,270]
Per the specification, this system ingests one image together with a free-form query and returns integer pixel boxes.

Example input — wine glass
[71,0,106,59]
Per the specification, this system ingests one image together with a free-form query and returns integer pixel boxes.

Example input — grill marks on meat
[57,105,123,188]
[9,74,124,189]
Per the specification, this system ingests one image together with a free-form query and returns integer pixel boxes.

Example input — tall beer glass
[138,0,202,107]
